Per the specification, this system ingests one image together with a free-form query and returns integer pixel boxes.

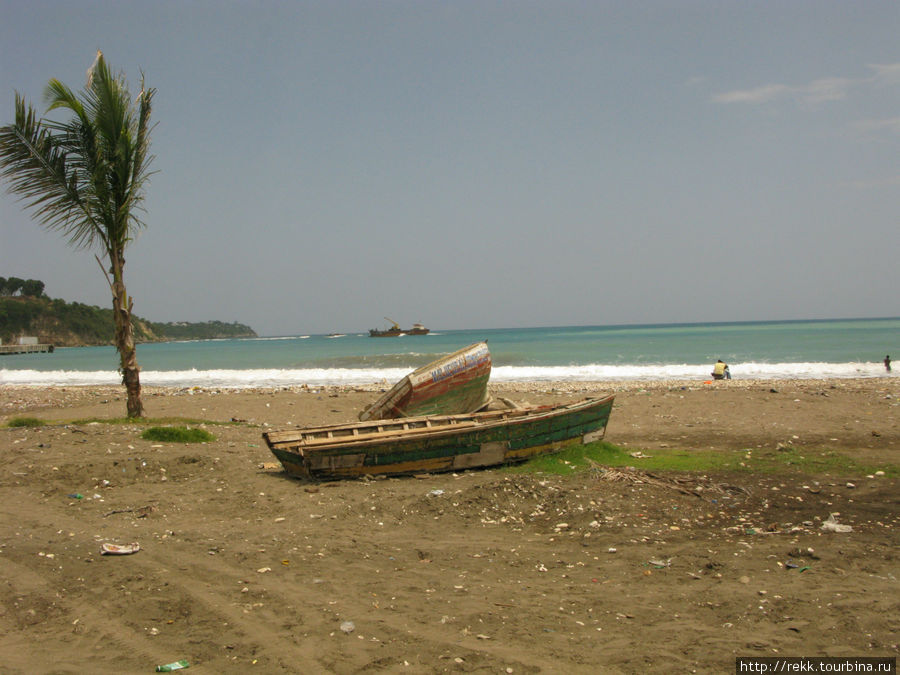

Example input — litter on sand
[820,513,853,533]
[100,542,141,555]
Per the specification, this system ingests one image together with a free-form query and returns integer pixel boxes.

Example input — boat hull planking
[265,395,614,480]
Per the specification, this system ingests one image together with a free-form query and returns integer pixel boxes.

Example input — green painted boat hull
[265,395,614,480]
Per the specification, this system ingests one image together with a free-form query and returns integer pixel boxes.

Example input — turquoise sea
[1,318,896,387]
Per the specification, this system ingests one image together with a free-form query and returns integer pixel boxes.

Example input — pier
[0,343,54,355]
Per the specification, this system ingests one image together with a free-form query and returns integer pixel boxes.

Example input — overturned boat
[263,395,615,480]
[358,341,491,421]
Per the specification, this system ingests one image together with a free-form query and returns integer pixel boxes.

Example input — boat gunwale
[404,341,489,379]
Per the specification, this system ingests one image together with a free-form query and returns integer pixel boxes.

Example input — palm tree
[0,51,154,417]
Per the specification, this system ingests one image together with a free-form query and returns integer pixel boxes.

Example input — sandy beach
[1,378,897,673]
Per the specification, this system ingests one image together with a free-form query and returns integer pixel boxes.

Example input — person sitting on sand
[711,359,731,380]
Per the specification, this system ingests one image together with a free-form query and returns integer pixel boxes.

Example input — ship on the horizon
[369,318,430,337]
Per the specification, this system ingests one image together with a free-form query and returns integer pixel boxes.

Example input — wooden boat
[358,341,491,421]
[263,395,614,480]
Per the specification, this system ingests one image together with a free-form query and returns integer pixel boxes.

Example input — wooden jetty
[0,343,54,354]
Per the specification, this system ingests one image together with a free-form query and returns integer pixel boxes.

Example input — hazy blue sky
[1,1,898,336]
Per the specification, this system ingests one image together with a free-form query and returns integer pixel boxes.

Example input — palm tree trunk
[110,255,143,417]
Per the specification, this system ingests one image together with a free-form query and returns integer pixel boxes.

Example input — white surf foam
[1,361,891,388]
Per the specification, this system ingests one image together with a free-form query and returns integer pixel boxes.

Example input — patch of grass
[508,441,899,478]
[140,426,215,443]
[754,447,899,477]
[6,416,45,428]
[508,441,744,475]
[506,441,631,475]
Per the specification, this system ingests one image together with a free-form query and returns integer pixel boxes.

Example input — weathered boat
[359,341,491,421]
[263,395,614,480]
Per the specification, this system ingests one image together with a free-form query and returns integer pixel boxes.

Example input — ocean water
[1,318,896,387]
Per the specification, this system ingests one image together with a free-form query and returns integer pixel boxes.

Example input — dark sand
[1,378,897,673]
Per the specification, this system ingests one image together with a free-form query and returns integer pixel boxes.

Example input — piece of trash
[428,489,445,496]
[820,513,852,533]
[629,452,651,459]
[648,559,671,568]
[100,542,140,555]
[68,493,83,499]
[155,660,189,672]
[340,621,355,633]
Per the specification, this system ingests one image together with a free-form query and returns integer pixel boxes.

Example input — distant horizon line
[259,315,900,339]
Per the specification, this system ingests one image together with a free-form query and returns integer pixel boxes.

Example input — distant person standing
[712,359,731,380]
[886,355,892,372]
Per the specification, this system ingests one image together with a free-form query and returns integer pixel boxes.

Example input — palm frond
[0,94,101,249]
[0,53,155,255]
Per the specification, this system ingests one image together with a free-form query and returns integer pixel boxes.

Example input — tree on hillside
[21,279,45,297]
[2,277,25,296]
[0,51,155,417]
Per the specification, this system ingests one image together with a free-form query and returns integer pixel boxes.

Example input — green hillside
[0,296,257,347]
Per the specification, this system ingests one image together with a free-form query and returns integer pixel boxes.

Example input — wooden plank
[452,442,508,469]
[294,419,481,448]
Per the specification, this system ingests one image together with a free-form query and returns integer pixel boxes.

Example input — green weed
[140,426,215,443]
[6,417,45,428]
[509,441,899,478]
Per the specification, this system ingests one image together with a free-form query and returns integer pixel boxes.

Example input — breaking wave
[1,361,890,388]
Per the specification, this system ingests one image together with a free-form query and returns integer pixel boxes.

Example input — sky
[1,1,898,336]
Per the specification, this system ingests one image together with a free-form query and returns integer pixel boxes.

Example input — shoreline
[2,375,896,405]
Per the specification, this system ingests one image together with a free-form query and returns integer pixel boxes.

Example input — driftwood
[589,461,750,499]
[103,505,155,518]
